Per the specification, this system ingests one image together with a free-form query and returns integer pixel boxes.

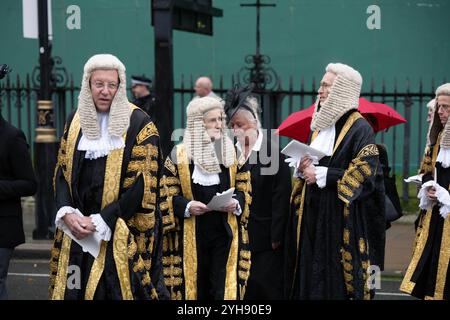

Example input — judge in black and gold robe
[414,99,436,231]
[224,86,292,299]
[400,84,450,300]
[160,97,251,300]
[49,54,167,300]
[284,63,386,300]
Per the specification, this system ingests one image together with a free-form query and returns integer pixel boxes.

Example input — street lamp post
[237,0,280,129]
[151,0,222,158]
[152,0,174,159]
[33,0,58,239]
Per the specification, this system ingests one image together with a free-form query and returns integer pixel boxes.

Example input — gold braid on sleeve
[235,170,252,298]
[337,144,379,205]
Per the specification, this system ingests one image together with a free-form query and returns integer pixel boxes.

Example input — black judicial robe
[238,134,292,300]
[285,110,386,300]
[49,105,168,300]
[400,131,450,300]
[159,143,251,300]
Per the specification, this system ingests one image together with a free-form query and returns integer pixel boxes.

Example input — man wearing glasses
[49,54,168,300]
[285,63,386,300]
[401,83,450,300]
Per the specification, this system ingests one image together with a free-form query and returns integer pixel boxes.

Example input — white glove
[285,157,299,168]
[418,181,450,219]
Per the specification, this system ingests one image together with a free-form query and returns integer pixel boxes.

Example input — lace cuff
[55,206,76,229]
[434,184,450,219]
[90,214,112,241]
[315,166,328,189]
[184,201,193,218]
[418,180,450,218]
[234,200,242,216]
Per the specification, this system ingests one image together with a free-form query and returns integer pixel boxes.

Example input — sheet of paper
[60,209,102,258]
[207,187,235,211]
[403,174,423,185]
[281,140,327,163]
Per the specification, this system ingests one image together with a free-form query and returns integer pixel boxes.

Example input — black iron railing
[1,73,444,193]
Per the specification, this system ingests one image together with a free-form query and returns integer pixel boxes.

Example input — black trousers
[245,248,284,300]
[196,230,229,300]
[0,248,13,300]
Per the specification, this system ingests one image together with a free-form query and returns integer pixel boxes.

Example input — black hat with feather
[224,84,256,121]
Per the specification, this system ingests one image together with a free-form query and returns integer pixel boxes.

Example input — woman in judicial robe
[159,96,252,300]
[225,86,291,299]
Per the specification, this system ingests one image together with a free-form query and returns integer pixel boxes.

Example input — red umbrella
[275,105,315,143]
[358,97,406,132]
[277,98,406,142]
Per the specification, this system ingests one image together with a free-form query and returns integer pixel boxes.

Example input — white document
[59,209,102,258]
[207,187,235,211]
[281,140,327,164]
[404,174,423,185]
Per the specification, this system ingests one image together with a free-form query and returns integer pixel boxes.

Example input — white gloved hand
[285,157,299,168]
[418,181,450,219]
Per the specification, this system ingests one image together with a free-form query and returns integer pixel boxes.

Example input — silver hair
[436,83,450,97]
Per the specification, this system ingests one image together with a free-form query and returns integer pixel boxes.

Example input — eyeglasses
[319,82,332,89]
[204,116,223,124]
[438,104,450,112]
[92,81,119,90]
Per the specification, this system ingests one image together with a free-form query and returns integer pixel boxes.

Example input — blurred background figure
[131,75,158,127]
[193,76,219,100]
[426,98,436,123]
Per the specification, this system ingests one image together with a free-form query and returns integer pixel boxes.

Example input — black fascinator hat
[224,84,256,121]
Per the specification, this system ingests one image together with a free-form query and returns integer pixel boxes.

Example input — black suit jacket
[239,134,292,252]
[0,114,37,248]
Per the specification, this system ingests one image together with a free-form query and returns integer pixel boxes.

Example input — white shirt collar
[235,129,263,153]
[309,125,335,157]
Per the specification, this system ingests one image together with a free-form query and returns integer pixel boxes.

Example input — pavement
[14,196,419,279]
[6,197,419,300]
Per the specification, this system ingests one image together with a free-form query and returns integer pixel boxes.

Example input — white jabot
[436,147,450,168]
[192,165,220,186]
[78,112,125,159]
[310,125,335,156]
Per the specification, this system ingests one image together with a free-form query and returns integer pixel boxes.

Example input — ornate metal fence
[1,73,444,199]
